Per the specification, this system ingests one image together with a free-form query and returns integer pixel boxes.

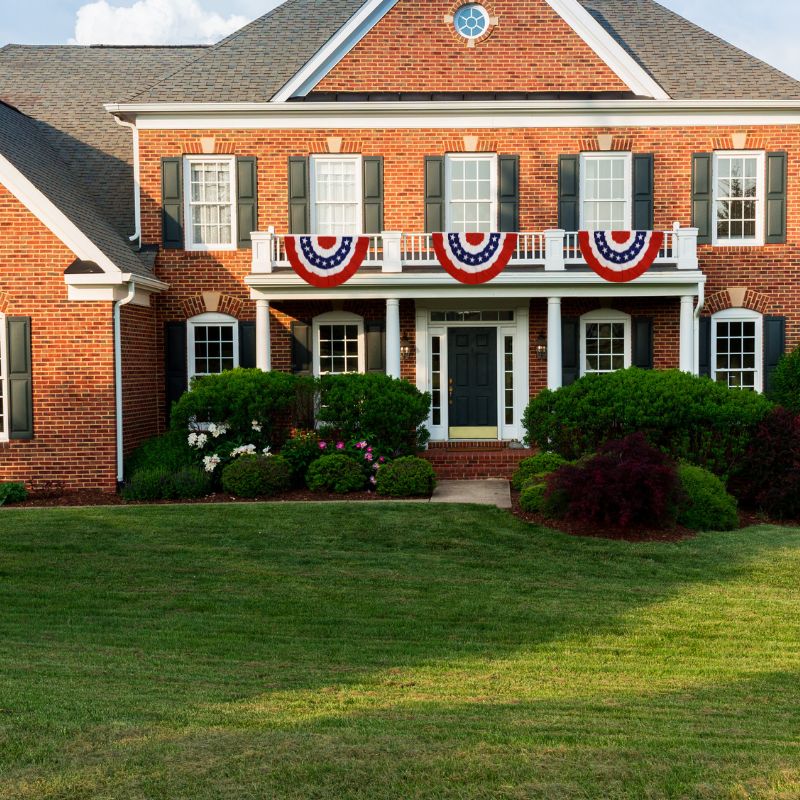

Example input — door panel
[448,327,498,436]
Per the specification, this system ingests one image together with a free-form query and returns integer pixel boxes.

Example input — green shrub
[221,455,292,499]
[306,454,365,494]
[519,482,547,514]
[124,431,194,478]
[0,482,28,506]
[375,456,437,497]
[677,463,739,531]
[123,467,175,501]
[280,430,323,486]
[511,452,569,490]
[523,368,773,476]
[317,373,431,455]
[171,466,213,500]
[771,347,800,413]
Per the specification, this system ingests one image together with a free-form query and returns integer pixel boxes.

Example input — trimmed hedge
[512,453,569,491]
[677,464,739,531]
[523,368,772,476]
[221,455,292,499]
[771,347,800,413]
[0,482,28,506]
[306,454,365,494]
[376,457,437,497]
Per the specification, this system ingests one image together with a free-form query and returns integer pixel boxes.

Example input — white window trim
[712,150,766,247]
[187,312,239,383]
[309,154,364,235]
[579,308,632,377]
[711,308,764,393]
[0,314,7,443]
[312,311,365,377]
[183,155,238,252]
[579,151,633,230]
[454,4,490,40]
[444,153,498,232]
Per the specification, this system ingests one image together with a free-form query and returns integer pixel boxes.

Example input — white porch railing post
[675,226,699,270]
[547,297,563,391]
[386,298,401,379]
[382,231,403,273]
[256,299,271,372]
[679,295,695,374]
[251,226,275,274]
[544,229,566,271]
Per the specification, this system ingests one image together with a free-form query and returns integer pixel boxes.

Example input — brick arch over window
[706,288,771,316]
[181,293,244,321]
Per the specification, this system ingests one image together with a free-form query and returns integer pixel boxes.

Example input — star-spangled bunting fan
[578,230,665,283]
[285,235,370,288]
[432,232,518,285]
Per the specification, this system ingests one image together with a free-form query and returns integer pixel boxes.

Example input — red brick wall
[0,185,117,492]
[315,0,628,94]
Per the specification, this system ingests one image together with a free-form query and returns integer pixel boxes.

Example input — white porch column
[256,299,271,371]
[680,295,695,374]
[386,298,401,379]
[547,297,563,391]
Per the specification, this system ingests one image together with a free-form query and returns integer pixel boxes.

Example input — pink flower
[365,452,374,462]
[379,457,386,463]
[370,476,377,485]
[319,441,327,450]
[356,441,367,450]
[367,447,373,453]
[336,442,345,450]
[373,463,380,471]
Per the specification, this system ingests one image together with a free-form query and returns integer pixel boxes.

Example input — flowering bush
[306,454,366,494]
[221,455,292,498]
[316,438,390,488]
[280,429,323,486]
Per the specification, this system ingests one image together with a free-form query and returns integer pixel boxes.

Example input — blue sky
[2,0,800,80]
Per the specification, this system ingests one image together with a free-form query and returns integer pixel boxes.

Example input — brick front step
[422,443,535,480]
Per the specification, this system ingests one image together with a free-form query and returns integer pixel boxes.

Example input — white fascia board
[272,0,400,102]
[544,0,670,100]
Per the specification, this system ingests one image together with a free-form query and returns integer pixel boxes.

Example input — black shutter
[165,321,188,418]
[766,152,788,244]
[498,155,520,232]
[237,157,258,249]
[162,157,183,249]
[291,322,312,376]
[632,317,654,369]
[239,321,256,369]
[365,320,386,373]
[288,157,310,234]
[633,154,655,230]
[692,153,712,244]
[363,157,384,234]
[6,317,33,440]
[425,156,445,232]
[764,316,787,395]
[558,155,580,232]
[698,316,711,378]
[561,318,580,387]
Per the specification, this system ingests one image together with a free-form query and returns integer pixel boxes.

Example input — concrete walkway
[430,480,512,509]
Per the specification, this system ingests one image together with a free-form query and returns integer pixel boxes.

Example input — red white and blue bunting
[285,235,370,288]
[578,230,665,283]
[432,232,518,285]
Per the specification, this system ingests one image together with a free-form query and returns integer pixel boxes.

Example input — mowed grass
[0,505,798,799]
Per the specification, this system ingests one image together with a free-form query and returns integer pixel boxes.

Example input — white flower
[188,433,198,447]
[251,420,263,433]
[188,432,208,450]
[203,454,221,473]
[209,423,228,439]
[231,444,257,458]
[262,446,273,457]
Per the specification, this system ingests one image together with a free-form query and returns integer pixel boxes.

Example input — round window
[454,4,490,39]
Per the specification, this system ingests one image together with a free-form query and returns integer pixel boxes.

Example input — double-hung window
[445,154,497,232]
[187,313,239,383]
[310,156,363,235]
[312,312,365,376]
[184,156,237,251]
[580,152,632,230]
[580,310,632,376]
[712,309,763,391]
[713,151,765,246]
[0,315,7,442]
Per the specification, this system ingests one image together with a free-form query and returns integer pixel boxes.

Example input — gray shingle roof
[0,101,154,279]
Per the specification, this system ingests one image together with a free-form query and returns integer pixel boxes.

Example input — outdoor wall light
[536,332,548,361]
[400,336,413,360]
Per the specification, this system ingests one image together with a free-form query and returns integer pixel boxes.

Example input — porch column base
[547,297,562,391]
[680,295,694,374]
[386,298,401,379]
[256,299,271,371]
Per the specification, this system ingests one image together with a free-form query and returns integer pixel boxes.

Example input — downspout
[113,116,142,245]
[693,279,705,375]
[114,281,137,484]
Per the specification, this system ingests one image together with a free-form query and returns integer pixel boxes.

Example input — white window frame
[183,155,238,252]
[187,312,239,383]
[309,154,364,236]
[712,150,766,247]
[454,4,491,40]
[0,314,7,443]
[580,309,632,377]
[445,153,498,232]
[312,311,365,377]
[711,308,764,393]
[579,151,633,231]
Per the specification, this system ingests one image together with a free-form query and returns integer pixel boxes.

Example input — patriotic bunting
[285,235,370,288]
[432,232,518,285]
[579,230,664,283]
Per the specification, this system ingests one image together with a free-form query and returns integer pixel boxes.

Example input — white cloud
[70,0,249,46]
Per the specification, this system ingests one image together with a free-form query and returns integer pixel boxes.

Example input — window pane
[188,160,234,246]
[193,324,236,376]
[584,318,627,375]
[448,157,494,233]
[714,317,759,391]
[318,323,360,375]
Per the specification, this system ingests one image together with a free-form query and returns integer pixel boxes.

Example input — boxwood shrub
[519,482,547,514]
[677,463,739,531]
[221,455,292,499]
[122,467,175,501]
[306,454,365,494]
[511,452,569,491]
[770,346,800,413]
[375,456,437,497]
[523,368,772,476]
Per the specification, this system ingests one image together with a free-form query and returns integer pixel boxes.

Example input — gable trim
[270,0,669,103]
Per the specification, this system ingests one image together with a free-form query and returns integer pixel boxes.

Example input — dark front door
[448,327,498,438]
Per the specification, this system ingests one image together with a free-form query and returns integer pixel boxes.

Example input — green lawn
[0,505,798,799]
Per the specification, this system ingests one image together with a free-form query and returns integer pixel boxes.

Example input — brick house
[1,0,799,490]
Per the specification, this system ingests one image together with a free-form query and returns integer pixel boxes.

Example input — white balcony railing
[252,226,698,275]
